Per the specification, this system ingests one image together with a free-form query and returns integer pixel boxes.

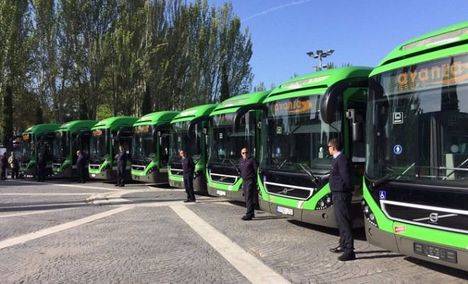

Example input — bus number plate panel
[277,206,293,216]
[414,243,457,263]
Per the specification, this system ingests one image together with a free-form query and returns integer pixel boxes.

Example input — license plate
[91,174,96,177]
[414,243,457,263]
[216,190,226,196]
[276,206,293,216]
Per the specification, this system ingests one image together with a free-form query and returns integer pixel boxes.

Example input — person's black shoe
[329,246,344,253]
[338,252,356,261]
[241,215,253,221]
[114,184,119,186]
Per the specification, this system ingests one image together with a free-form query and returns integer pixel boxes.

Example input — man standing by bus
[327,138,355,261]
[76,150,87,183]
[239,147,257,221]
[115,146,128,187]
[0,152,8,180]
[179,149,196,202]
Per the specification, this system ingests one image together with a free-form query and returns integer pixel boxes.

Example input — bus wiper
[277,158,290,169]
[370,163,415,187]
[228,159,241,174]
[297,163,320,185]
[443,158,468,180]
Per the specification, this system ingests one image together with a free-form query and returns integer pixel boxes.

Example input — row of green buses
[16,22,467,271]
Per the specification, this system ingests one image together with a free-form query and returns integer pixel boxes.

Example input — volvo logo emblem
[429,213,439,223]
[280,187,293,195]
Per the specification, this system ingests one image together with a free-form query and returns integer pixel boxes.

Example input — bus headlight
[362,200,378,227]
[315,194,333,210]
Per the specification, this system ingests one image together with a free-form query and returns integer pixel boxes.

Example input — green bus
[363,22,468,271]
[168,104,217,193]
[257,67,372,228]
[52,120,97,178]
[206,91,268,201]
[88,116,138,181]
[19,123,61,177]
[131,111,179,183]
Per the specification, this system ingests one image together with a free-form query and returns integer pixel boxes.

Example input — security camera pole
[307,49,334,71]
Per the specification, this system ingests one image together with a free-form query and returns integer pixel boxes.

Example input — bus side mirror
[233,104,267,131]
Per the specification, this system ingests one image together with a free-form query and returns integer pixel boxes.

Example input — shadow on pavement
[405,257,468,279]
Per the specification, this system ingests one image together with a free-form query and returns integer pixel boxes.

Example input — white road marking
[0,205,133,250]
[170,204,290,284]
[0,208,74,218]
[54,184,121,191]
[0,193,90,196]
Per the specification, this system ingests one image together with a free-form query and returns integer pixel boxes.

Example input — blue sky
[209,0,468,89]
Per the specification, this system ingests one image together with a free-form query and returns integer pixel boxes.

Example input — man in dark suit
[179,149,196,202]
[76,150,87,183]
[239,147,257,221]
[327,138,355,261]
[115,146,128,187]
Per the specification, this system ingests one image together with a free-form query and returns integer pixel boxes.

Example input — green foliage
[0,0,253,131]
[96,104,113,121]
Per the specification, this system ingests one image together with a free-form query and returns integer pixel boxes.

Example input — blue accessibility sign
[379,190,387,200]
[393,144,403,155]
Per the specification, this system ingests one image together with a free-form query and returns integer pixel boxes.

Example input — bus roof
[57,120,97,133]
[171,104,217,123]
[92,116,138,131]
[264,66,372,103]
[210,91,269,116]
[133,111,180,127]
[24,123,61,136]
[371,21,468,76]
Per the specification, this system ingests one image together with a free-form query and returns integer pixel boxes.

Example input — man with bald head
[239,147,257,220]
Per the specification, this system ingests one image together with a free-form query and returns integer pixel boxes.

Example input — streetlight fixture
[307,49,334,71]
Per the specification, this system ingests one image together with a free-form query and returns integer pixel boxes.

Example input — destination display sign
[92,129,103,137]
[135,125,151,134]
[22,133,30,142]
[389,53,468,94]
[269,96,315,116]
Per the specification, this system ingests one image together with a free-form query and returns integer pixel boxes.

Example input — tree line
[0,0,253,148]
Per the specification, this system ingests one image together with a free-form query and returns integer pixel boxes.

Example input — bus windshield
[366,53,468,186]
[262,95,340,173]
[19,134,33,163]
[208,112,255,166]
[169,121,202,163]
[52,131,69,163]
[132,125,154,164]
[89,129,109,163]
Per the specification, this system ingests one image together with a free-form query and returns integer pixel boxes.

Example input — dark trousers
[11,168,19,179]
[243,178,256,218]
[37,166,46,182]
[0,167,6,180]
[78,167,86,183]
[117,167,126,186]
[332,192,354,253]
[183,173,195,201]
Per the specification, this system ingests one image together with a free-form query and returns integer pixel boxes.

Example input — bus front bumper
[260,198,363,228]
[365,220,468,271]
[207,185,244,201]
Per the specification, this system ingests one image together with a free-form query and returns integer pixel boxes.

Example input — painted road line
[0,205,133,250]
[54,184,122,191]
[0,208,74,218]
[170,204,290,284]
[0,193,90,196]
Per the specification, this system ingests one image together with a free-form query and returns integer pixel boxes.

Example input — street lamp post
[306,49,334,71]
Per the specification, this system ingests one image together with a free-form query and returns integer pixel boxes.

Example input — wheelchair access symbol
[379,190,387,200]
